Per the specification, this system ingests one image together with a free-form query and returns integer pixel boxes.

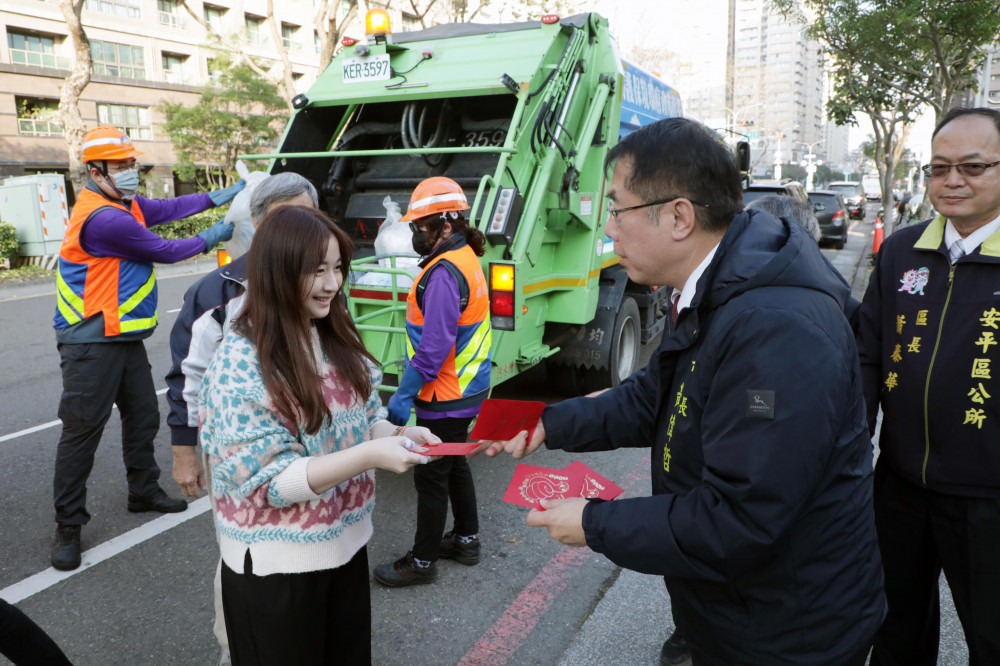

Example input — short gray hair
[745,194,820,242]
[250,172,319,222]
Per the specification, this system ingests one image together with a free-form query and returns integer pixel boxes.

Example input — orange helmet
[81,125,143,163]
[400,176,470,222]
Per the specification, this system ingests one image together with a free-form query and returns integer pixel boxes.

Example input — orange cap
[81,125,143,162]
[400,176,470,222]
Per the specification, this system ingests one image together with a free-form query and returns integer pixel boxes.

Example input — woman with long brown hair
[199,205,438,665]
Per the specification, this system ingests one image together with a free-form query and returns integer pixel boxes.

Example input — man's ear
[668,199,699,241]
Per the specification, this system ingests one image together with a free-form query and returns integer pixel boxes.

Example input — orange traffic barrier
[871,209,884,257]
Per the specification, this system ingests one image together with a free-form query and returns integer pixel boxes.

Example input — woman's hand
[366,436,432,473]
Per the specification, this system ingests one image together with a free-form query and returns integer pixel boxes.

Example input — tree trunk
[58,0,92,197]
[316,0,360,70]
[266,0,297,105]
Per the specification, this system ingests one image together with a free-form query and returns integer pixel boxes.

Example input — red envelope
[469,399,546,441]
[562,460,624,501]
[502,464,582,509]
[423,442,481,456]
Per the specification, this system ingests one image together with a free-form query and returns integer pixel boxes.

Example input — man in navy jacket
[485,117,885,665]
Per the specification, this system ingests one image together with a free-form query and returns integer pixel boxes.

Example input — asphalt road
[0,262,649,666]
[0,211,970,665]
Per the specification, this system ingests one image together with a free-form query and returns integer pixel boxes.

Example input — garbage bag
[223,161,270,260]
[374,196,419,269]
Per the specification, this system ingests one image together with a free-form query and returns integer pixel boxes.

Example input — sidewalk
[0,256,218,302]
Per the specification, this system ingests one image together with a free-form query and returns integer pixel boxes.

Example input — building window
[158,0,184,27]
[207,56,224,84]
[97,103,152,140]
[245,14,266,44]
[91,40,146,80]
[281,23,299,50]
[401,13,419,32]
[16,97,63,136]
[314,30,321,54]
[84,0,141,19]
[7,30,68,69]
[162,52,187,84]
[204,4,226,32]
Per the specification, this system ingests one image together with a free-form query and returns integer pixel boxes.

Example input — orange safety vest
[53,188,158,337]
[405,243,492,411]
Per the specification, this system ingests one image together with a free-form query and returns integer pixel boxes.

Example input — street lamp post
[800,140,823,190]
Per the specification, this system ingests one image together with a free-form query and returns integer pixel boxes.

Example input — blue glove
[196,220,235,253]
[386,365,424,426]
[208,179,246,207]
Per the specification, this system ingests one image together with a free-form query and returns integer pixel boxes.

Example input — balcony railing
[18,117,64,137]
[10,48,70,70]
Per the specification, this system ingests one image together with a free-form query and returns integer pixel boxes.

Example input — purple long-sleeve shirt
[410,265,480,420]
[80,186,215,262]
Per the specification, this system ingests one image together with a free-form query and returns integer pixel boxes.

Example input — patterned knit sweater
[199,329,387,576]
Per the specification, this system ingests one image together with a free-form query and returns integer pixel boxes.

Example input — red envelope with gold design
[502,464,581,509]
[562,460,624,500]
[469,399,547,441]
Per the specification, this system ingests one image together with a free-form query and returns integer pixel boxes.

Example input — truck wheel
[578,296,640,394]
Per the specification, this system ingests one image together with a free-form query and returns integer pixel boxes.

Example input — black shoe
[659,629,690,666]
[51,524,82,571]
[439,530,481,565]
[373,552,437,587]
[127,488,188,514]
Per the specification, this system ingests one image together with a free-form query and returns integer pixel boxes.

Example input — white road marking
[0,497,212,604]
[0,389,168,444]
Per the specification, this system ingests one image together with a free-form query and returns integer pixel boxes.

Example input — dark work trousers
[870,462,1000,666]
[691,643,870,666]
[0,599,73,666]
[53,341,161,526]
[411,416,478,562]
[221,547,371,666]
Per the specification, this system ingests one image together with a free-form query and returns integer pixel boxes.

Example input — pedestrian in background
[373,176,492,587]
[199,205,437,665]
[164,171,318,665]
[50,125,243,571]
[484,117,885,665]
[858,106,1000,665]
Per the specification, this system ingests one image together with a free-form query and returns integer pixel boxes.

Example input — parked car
[808,189,849,250]
[827,181,866,219]
[743,181,810,208]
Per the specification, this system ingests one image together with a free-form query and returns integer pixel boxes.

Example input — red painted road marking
[459,455,649,665]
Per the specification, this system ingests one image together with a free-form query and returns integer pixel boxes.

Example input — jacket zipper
[921,263,955,484]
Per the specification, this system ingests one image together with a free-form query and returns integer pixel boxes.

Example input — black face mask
[411,229,432,255]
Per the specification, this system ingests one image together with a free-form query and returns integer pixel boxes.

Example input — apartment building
[0,0,382,199]
[733,0,824,178]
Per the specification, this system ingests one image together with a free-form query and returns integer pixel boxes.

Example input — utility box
[0,173,70,256]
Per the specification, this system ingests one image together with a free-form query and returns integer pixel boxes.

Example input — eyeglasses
[606,196,710,224]
[920,160,1000,178]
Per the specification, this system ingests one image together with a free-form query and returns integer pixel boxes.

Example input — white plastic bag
[222,161,270,260]
[373,196,419,270]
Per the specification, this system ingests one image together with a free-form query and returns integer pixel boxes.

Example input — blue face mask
[110,168,140,197]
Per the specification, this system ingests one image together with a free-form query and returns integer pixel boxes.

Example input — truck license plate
[342,55,391,84]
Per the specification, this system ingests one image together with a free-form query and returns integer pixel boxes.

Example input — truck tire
[578,296,641,394]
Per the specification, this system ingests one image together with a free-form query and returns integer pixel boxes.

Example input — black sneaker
[659,628,690,666]
[51,524,82,571]
[373,552,437,587]
[439,530,481,566]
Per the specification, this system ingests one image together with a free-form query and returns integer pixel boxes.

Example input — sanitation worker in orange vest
[50,125,244,571]
[373,177,493,586]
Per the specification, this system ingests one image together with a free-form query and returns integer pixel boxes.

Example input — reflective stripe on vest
[405,244,492,409]
[54,189,158,337]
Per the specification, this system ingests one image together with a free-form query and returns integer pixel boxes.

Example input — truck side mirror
[736,141,750,173]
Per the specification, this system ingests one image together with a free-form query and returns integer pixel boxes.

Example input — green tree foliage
[773,0,1000,210]
[158,58,287,190]
[0,222,19,260]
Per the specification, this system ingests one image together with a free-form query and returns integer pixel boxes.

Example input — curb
[0,256,219,302]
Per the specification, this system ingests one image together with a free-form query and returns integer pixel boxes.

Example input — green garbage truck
[244,11,685,395]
